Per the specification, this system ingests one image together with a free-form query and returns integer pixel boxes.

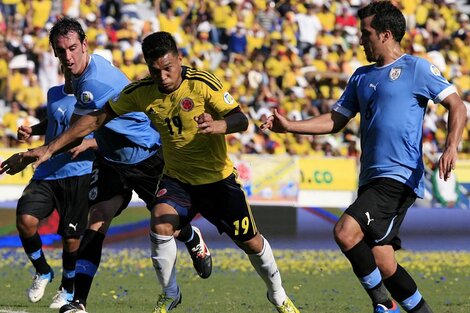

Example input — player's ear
[82,37,88,52]
[382,30,392,43]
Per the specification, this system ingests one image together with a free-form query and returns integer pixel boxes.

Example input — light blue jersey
[33,85,94,180]
[332,54,456,198]
[72,54,160,164]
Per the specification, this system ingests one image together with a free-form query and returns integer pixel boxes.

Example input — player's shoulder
[86,54,125,81]
[121,76,155,95]
[405,54,443,77]
[355,63,374,74]
[47,84,68,103]
[183,66,224,92]
[47,85,64,98]
[90,54,116,69]
[394,54,431,71]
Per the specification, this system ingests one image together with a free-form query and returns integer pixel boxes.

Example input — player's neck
[377,45,403,67]
[75,54,91,77]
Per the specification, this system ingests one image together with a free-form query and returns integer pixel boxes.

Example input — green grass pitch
[1,248,469,313]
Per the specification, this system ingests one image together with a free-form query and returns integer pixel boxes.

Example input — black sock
[383,263,417,301]
[343,240,376,277]
[62,249,78,293]
[73,229,105,306]
[408,299,433,313]
[178,224,201,250]
[343,240,390,307]
[176,224,193,242]
[20,232,51,274]
[384,263,428,312]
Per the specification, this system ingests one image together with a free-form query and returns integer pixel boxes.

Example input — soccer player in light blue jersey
[10,69,94,309]
[261,2,467,313]
[1,17,211,313]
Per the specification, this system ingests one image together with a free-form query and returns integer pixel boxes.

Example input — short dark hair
[358,1,406,43]
[142,31,179,62]
[49,17,86,49]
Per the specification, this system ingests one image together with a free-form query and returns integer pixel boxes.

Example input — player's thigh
[126,151,164,210]
[194,173,258,242]
[346,178,415,247]
[16,180,55,220]
[152,175,194,229]
[57,174,92,238]
[88,159,132,218]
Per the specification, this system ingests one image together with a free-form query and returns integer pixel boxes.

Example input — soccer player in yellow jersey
[20,31,300,313]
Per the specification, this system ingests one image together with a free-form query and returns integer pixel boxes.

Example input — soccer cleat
[374,301,400,313]
[273,296,300,313]
[152,289,182,313]
[187,226,212,279]
[59,300,88,313]
[49,287,74,308]
[28,270,54,303]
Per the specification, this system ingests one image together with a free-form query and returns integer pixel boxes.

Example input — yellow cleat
[152,290,182,313]
[274,296,300,313]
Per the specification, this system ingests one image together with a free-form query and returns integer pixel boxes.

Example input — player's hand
[0,152,37,175]
[260,109,289,133]
[438,147,458,181]
[17,125,33,142]
[195,113,226,134]
[69,138,96,159]
[23,145,53,171]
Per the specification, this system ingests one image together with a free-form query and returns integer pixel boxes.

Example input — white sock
[247,236,287,306]
[150,232,178,298]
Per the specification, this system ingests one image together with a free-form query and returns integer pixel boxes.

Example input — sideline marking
[0,310,30,313]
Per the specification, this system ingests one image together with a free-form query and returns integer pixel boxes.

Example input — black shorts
[154,171,258,242]
[345,178,416,250]
[16,174,91,238]
[88,149,164,216]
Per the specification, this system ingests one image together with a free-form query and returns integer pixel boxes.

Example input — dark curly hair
[358,1,406,43]
[49,17,86,50]
[142,31,179,62]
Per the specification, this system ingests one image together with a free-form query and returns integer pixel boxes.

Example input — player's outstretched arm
[260,109,290,133]
[261,109,350,135]
[0,152,38,175]
[22,105,115,169]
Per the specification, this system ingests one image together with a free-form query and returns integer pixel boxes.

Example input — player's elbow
[225,111,248,133]
[331,124,344,134]
[239,114,249,131]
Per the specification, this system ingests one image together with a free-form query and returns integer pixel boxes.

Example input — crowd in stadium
[0,0,469,164]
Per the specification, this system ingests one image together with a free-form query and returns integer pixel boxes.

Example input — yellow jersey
[109,66,239,185]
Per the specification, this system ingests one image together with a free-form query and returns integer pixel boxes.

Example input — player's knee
[16,214,39,236]
[375,255,397,278]
[377,262,397,279]
[333,221,362,249]
[235,233,263,254]
[152,222,175,236]
[62,237,80,252]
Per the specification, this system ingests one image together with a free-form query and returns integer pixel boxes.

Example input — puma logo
[365,212,374,225]
[270,269,279,278]
[68,223,78,231]
[368,83,378,91]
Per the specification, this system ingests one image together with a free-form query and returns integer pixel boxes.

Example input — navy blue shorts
[154,172,258,242]
[89,149,164,215]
